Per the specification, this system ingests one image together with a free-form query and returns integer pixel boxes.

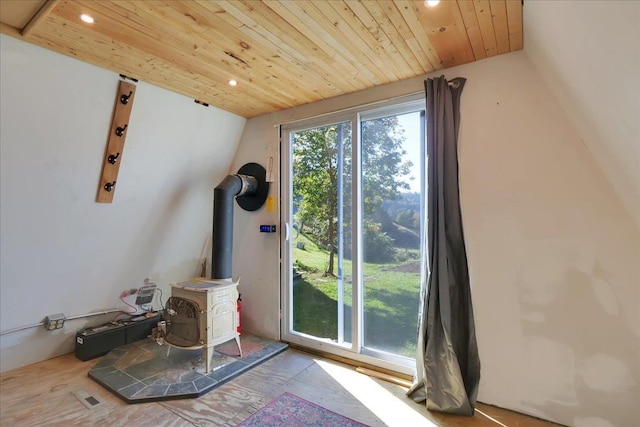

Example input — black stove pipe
[212,174,258,280]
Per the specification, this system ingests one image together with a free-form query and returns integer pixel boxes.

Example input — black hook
[104,181,116,192]
[120,91,132,105]
[115,124,128,137]
[107,152,120,164]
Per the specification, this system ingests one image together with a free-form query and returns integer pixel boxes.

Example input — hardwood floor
[0,348,563,427]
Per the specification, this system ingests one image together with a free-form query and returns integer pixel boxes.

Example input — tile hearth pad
[88,335,288,403]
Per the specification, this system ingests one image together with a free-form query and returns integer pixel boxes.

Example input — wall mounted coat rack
[96,80,136,203]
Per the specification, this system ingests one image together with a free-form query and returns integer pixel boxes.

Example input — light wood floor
[0,348,563,427]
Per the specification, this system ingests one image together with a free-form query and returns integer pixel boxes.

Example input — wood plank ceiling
[0,0,523,118]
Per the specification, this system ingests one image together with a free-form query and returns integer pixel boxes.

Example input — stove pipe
[212,174,257,280]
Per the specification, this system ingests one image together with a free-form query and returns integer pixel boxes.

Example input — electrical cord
[119,294,139,314]
[110,311,130,322]
[155,288,165,311]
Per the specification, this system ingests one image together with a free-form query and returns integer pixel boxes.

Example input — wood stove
[165,278,241,372]
[165,163,268,373]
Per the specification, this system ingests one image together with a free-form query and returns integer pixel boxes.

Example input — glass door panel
[282,98,425,373]
[290,121,352,346]
[361,111,423,359]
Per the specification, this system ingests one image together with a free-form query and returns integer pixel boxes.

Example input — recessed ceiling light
[80,14,95,24]
[425,0,440,6]
[228,79,238,86]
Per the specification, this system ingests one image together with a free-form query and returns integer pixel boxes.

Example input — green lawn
[292,232,421,358]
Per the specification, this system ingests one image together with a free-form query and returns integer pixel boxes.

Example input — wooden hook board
[96,80,136,203]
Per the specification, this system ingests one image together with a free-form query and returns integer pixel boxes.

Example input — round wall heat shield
[236,162,269,211]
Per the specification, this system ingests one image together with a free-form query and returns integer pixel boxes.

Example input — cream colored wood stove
[168,277,241,373]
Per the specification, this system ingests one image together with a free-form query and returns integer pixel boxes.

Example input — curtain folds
[407,76,480,416]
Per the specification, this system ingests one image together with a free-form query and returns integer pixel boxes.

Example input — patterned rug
[237,392,370,427]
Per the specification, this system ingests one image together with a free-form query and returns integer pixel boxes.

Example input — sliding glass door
[289,120,353,347]
[281,98,424,373]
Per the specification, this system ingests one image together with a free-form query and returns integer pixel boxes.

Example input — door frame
[279,95,424,376]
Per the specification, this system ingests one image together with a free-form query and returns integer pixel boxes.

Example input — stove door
[165,297,201,347]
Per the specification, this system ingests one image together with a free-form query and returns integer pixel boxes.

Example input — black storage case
[75,316,159,361]
[125,316,158,343]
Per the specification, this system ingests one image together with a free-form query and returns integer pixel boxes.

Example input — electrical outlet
[45,313,65,331]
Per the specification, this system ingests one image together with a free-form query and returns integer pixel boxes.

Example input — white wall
[524,0,640,227]
[0,35,246,372]
[233,51,639,426]
[228,117,282,339]
[458,53,639,427]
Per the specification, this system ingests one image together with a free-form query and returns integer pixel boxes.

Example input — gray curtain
[407,76,480,415]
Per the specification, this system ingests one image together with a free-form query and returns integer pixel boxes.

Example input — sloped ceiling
[523,1,640,226]
[2,1,635,223]
[0,0,523,118]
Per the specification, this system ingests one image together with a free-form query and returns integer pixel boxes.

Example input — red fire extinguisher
[237,293,242,335]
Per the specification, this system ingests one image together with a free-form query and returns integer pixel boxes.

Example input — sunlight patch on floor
[476,408,509,427]
[316,359,437,427]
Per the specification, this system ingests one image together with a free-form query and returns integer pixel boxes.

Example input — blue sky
[396,111,422,193]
